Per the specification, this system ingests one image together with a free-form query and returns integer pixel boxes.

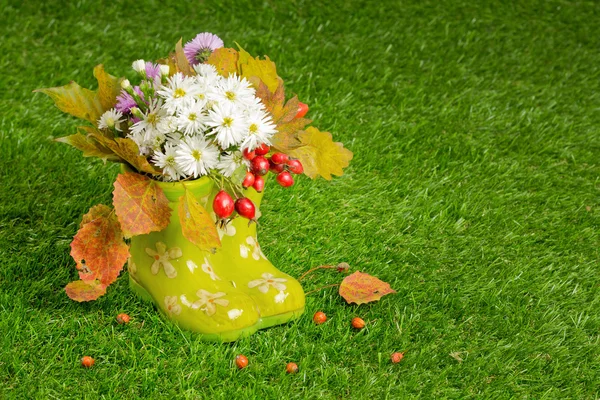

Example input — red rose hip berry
[251,156,270,176]
[313,311,327,324]
[254,143,270,156]
[81,356,95,368]
[286,362,299,374]
[252,175,265,193]
[213,190,235,219]
[351,317,365,329]
[286,159,304,175]
[391,352,404,364]
[235,197,256,220]
[296,102,309,118]
[270,152,289,164]
[242,171,255,188]
[243,148,256,160]
[276,171,294,187]
[116,313,130,324]
[235,354,249,369]
[269,159,285,174]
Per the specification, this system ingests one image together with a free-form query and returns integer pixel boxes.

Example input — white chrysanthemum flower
[152,144,184,181]
[130,99,169,140]
[213,75,256,107]
[193,63,219,81]
[159,64,170,77]
[217,151,249,177]
[205,102,247,148]
[157,73,201,114]
[97,109,125,131]
[156,115,178,135]
[177,101,206,136]
[175,136,219,178]
[132,59,146,74]
[192,76,219,105]
[240,109,277,151]
[149,131,167,151]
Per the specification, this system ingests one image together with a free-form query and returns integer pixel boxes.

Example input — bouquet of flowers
[36,32,352,303]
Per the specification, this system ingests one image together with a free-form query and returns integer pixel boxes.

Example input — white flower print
[187,258,221,280]
[248,273,287,294]
[164,296,182,315]
[145,242,182,278]
[181,289,229,316]
[239,236,264,260]
[228,309,244,320]
[274,291,289,304]
[186,260,198,273]
[210,212,237,239]
[129,261,137,275]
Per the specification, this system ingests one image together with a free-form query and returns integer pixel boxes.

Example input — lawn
[1,0,599,398]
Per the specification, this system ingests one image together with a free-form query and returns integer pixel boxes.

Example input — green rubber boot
[128,176,305,341]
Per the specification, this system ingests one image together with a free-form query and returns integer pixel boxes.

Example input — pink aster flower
[115,86,146,114]
[184,32,224,65]
[145,62,161,81]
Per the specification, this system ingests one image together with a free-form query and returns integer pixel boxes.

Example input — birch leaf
[178,188,221,251]
[65,280,107,302]
[339,271,396,305]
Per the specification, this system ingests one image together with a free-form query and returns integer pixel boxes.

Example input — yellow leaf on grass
[178,188,221,252]
[288,127,353,180]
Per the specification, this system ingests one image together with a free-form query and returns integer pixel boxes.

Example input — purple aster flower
[184,32,224,65]
[115,87,146,114]
[145,62,161,81]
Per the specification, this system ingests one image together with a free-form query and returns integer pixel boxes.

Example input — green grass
[1,0,599,398]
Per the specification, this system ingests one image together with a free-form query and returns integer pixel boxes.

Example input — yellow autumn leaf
[93,65,123,110]
[178,188,221,251]
[55,132,121,162]
[237,46,279,93]
[207,47,239,77]
[288,127,353,180]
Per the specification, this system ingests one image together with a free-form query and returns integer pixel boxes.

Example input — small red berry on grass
[242,171,255,188]
[243,148,256,160]
[235,197,256,220]
[391,352,404,364]
[271,152,289,164]
[286,362,299,374]
[213,190,235,219]
[116,313,130,324]
[81,356,95,368]
[255,143,270,156]
[252,175,265,193]
[296,102,309,118]
[313,311,327,324]
[351,317,365,330]
[235,354,248,369]
[251,156,270,176]
[277,171,294,187]
[286,159,304,175]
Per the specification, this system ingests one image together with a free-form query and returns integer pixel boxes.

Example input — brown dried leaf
[112,172,171,238]
[65,280,108,302]
[178,188,221,251]
[174,38,194,76]
[339,271,396,305]
[70,204,130,286]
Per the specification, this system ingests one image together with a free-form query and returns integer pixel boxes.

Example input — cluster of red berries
[242,143,304,192]
[212,144,304,225]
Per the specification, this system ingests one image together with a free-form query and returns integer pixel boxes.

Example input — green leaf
[178,188,221,251]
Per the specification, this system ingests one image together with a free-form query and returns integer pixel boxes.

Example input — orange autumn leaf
[339,271,396,305]
[112,173,171,238]
[178,188,221,251]
[65,279,107,302]
[288,127,353,180]
[69,204,129,287]
[207,47,239,77]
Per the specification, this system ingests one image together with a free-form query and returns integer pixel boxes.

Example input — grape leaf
[207,47,239,77]
[178,188,221,251]
[55,130,121,162]
[70,204,129,287]
[237,46,279,92]
[174,38,194,76]
[112,172,171,238]
[288,127,353,180]
[65,279,107,302]
[339,271,396,305]
[34,64,121,123]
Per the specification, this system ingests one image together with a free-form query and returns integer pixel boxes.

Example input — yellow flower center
[222,117,233,127]
[188,113,197,121]
[174,88,186,98]
[147,113,157,124]
[106,117,115,127]
[192,150,202,161]
[225,91,236,100]
[249,123,258,134]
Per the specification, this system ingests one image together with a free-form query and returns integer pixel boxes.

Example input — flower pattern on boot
[248,273,287,293]
[239,236,266,260]
[181,289,229,316]
[187,258,221,281]
[164,295,182,315]
[145,242,182,278]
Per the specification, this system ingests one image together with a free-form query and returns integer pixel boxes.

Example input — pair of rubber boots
[128,177,305,342]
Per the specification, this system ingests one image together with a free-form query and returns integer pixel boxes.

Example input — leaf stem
[298,265,335,281]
